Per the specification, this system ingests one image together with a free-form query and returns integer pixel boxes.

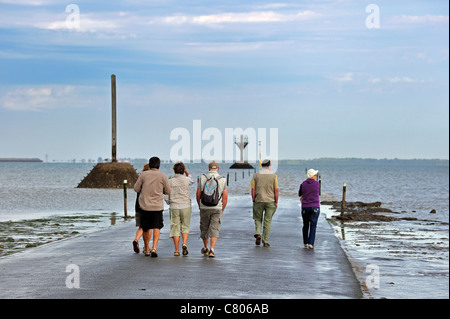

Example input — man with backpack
[196,160,228,258]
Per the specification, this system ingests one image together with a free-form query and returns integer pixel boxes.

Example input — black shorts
[141,210,164,231]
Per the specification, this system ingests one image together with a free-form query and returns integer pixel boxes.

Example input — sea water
[0,159,448,298]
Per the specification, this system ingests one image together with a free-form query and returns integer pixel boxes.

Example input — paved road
[0,196,363,302]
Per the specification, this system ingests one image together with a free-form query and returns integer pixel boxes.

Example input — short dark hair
[173,162,185,174]
[149,157,160,169]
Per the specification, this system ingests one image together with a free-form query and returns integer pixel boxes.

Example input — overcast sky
[0,0,448,162]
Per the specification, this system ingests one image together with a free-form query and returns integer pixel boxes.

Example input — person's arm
[164,194,170,205]
[274,176,279,206]
[298,183,303,203]
[196,188,201,207]
[185,169,194,185]
[163,176,171,195]
[222,189,228,212]
[250,177,256,202]
[134,175,142,193]
[196,175,202,207]
[274,188,279,207]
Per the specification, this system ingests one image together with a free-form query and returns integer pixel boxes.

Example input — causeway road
[0,196,363,301]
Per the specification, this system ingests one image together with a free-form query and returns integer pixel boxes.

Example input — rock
[323,200,399,222]
[229,162,254,169]
[430,209,437,214]
[77,162,138,188]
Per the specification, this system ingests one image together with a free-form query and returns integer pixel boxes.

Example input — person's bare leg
[143,229,152,252]
[152,229,160,250]
[135,227,143,242]
[181,233,188,245]
[173,236,180,252]
[202,238,209,249]
[210,237,218,251]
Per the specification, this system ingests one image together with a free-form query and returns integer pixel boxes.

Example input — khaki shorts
[200,208,223,239]
[169,207,192,237]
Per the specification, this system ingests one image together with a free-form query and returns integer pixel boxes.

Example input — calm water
[0,159,448,222]
[0,159,448,298]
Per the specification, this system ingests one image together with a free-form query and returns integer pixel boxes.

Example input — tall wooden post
[111,74,117,163]
[341,183,346,218]
[123,179,128,218]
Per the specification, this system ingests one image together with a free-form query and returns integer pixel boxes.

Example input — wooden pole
[111,74,117,163]
[341,183,346,218]
[123,179,128,218]
[318,173,322,196]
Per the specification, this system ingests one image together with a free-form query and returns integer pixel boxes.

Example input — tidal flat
[0,213,126,257]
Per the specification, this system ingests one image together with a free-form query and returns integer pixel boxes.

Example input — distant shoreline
[0,158,43,163]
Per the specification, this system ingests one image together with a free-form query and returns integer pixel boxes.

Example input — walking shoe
[132,240,140,253]
[201,247,209,256]
[182,244,189,256]
[263,243,270,247]
[254,234,261,246]
[208,250,216,258]
[307,244,314,250]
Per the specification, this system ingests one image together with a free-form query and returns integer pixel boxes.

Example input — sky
[0,0,448,162]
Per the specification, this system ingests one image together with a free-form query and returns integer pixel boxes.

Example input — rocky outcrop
[77,162,138,188]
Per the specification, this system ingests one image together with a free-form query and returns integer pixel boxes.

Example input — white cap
[306,169,319,179]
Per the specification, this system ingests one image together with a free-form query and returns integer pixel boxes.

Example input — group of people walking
[132,157,321,258]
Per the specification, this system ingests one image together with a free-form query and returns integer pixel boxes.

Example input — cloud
[2,87,55,111]
[253,3,296,10]
[0,0,58,5]
[159,10,322,25]
[387,76,424,83]
[391,14,449,24]
[0,85,98,111]
[39,11,138,38]
[327,72,354,83]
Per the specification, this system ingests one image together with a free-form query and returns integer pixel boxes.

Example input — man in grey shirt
[196,161,228,258]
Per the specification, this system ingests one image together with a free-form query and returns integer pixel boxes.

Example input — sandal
[182,244,189,256]
[201,247,209,256]
[174,251,180,256]
[151,249,158,257]
[143,249,150,256]
[254,234,261,246]
[133,240,140,253]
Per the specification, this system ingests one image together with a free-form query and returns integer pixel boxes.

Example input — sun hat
[306,168,319,179]
[208,161,219,170]
[261,159,271,167]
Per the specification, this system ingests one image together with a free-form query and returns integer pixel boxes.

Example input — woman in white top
[165,162,194,256]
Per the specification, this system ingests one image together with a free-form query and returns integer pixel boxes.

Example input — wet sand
[0,213,123,257]
[323,201,449,299]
